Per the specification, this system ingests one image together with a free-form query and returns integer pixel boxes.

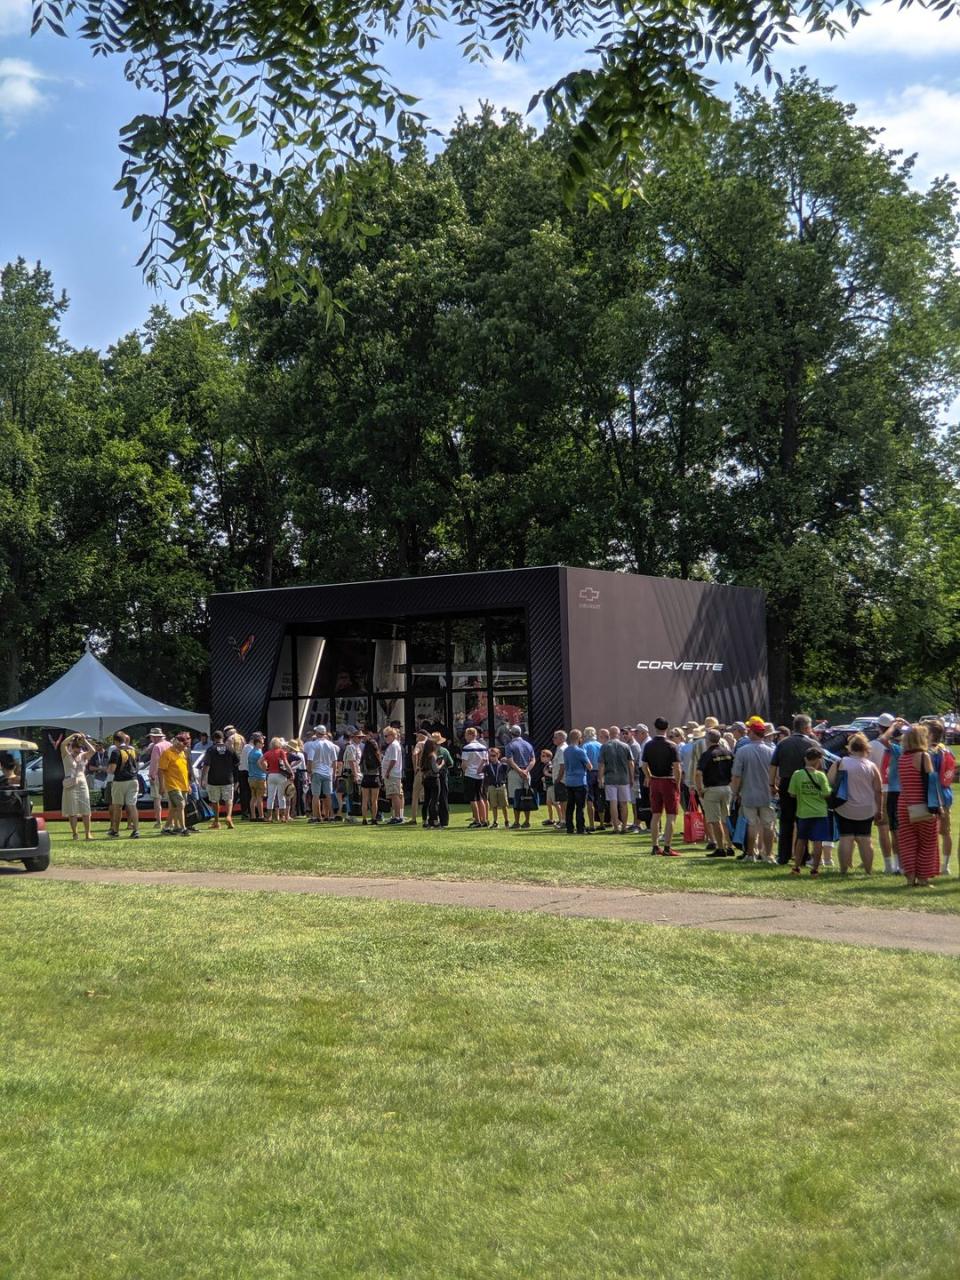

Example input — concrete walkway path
[23,865,960,956]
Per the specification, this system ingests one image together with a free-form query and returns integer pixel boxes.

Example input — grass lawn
[45,805,960,914]
[2,879,958,1279]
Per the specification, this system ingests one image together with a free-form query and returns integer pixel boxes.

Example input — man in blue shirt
[582,727,604,831]
[557,728,592,835]
[505,724,536,829]
[246,732,267,822]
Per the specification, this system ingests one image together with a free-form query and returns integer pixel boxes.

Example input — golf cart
[0,738,51,872]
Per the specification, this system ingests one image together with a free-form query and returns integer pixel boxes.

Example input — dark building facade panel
[210,567,565,745]
[563,567,767,730]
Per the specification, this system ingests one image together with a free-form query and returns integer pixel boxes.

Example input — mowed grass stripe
[1,880,958,1279]
[45,804,960,914]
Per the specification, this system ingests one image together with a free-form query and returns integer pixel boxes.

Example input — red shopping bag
[683,799,706,845]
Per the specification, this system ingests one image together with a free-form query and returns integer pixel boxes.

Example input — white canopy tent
[0,647,210,738]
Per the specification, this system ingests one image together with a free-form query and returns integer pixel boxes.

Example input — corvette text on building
[636,660,725,672]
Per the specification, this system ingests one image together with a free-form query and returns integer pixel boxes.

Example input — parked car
[23,752,43,794]
[24,743,210,803]
[819,727,863,758]
[920,714,960,744]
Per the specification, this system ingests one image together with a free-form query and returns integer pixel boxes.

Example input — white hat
[876,713,895,728]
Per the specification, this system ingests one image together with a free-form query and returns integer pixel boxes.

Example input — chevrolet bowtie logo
[579,587,600,602]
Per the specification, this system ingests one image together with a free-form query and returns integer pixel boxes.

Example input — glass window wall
[282,610,528,748]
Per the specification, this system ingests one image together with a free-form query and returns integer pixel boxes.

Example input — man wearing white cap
[147,727,170,828]
[310,726,340,821]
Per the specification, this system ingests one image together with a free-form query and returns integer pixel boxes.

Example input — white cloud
[789,2,960,58]
[860,84,960,183]
[0,0,30,38]
[0,57,51,128]
[405,55,565,135]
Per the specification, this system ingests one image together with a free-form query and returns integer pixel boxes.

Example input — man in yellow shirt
[158,734,193,836]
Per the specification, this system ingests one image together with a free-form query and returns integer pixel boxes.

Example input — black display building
[209,566,767,751]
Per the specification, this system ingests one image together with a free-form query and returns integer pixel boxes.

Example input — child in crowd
[483,747,511,829]
[789,746,833,877]
[532,748,557,826]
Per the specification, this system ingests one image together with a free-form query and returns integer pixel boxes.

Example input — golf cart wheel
[22,855,50,873]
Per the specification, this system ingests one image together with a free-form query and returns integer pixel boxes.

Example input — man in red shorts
[641,717,682,855]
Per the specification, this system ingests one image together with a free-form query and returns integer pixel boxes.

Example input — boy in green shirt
[788,746,833,877]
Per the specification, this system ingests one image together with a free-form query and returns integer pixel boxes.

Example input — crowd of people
[47,710,954,887]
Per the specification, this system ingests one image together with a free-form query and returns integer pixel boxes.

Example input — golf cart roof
[0,738,37,752]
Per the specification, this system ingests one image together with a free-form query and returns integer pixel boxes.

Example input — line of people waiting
[65,712,954,886]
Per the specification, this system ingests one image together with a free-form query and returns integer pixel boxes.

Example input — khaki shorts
[249,778,266,798]
[744,803,776,830]
[701,785,732,824]
[488,785,509,809]
[111,779,140,810]
[206,783,234,804]
[167,789,187,812]
[383,775,403,798]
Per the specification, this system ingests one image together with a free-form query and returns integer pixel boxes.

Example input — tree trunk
[6,631,20,708]
[262,534,274,589]
[766,609,794,723]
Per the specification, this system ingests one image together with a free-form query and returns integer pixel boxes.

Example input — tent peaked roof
[0,649,210,737]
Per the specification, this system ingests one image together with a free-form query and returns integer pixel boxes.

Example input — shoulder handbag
[827,763,849,810]
[683,792,706,844]
[908,754,939,822]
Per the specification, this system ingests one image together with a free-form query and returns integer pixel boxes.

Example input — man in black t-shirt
[200,730,241,829]
[695,729,734,856]
[107,731,141,838]
[640,717,682,855]
[769,714,820,864]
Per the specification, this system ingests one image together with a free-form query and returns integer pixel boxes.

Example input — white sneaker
[941,863,952,875]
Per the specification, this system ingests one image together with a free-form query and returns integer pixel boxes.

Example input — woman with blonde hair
[896,723,941,887]
[261,736,292,823]
[925,720,955,876]
[828,733,882,875]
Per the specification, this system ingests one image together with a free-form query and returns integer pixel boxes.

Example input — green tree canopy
[29,0,956,310]
[3,80,960,719]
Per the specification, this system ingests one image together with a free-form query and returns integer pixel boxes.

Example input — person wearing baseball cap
[769,715,820,864]
[147,727,171,829]
[684,717,718,819]
[731,716,777,862]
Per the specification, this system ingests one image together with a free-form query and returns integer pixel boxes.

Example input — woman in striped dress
[896,724,940,887]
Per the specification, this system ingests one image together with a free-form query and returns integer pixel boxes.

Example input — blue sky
[3,1,960,351]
